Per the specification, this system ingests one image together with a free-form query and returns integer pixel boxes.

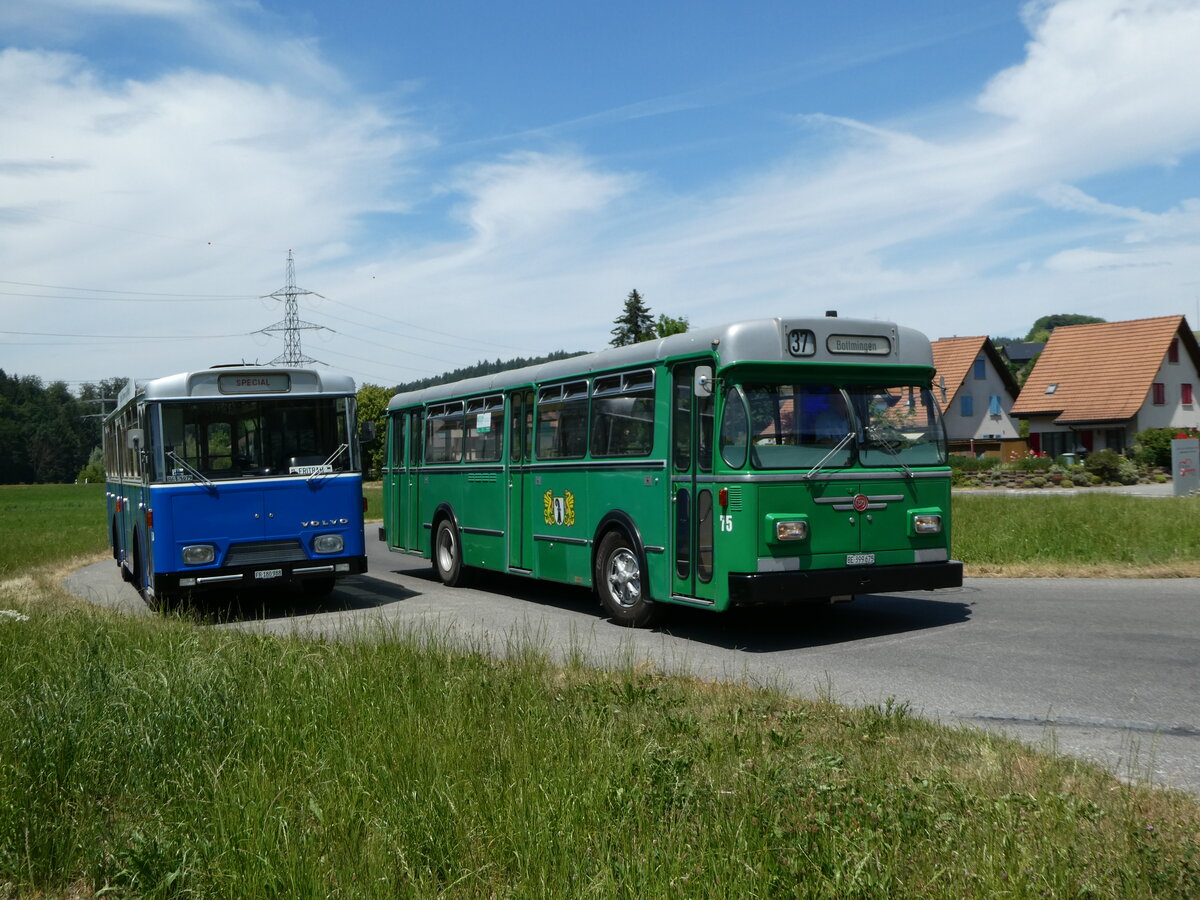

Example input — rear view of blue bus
[104,367,368,610]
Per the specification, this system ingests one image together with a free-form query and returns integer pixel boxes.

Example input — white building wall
[1134,340,1200,432]
[945,356,1020,442]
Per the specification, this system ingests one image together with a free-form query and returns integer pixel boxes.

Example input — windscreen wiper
[166,451,215,489]
[864,427,913,478]
[802,432,855,480]
[307,444,349,483]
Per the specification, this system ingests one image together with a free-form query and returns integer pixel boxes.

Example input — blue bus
[103,366,368,609]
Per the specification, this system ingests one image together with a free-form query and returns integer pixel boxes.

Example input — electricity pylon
[262,250,325,366]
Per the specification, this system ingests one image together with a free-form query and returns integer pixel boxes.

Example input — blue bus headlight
[313,534,344,554]
[913,514,942,534]
[182,544,216,565]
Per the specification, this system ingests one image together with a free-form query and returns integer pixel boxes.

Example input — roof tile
[1010,316,1186,423]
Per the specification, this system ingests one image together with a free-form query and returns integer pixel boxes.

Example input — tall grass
[1,484,1199,896]
[1,609,1198,898]
[953,494,1200,574]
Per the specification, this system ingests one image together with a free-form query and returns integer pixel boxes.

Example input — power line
[0,279,255,299]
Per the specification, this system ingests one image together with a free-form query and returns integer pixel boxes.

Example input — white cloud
[979,0,1200,175]
[5,0,1200,388]
[451,152,636,247]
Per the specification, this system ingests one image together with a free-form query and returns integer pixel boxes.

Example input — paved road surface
[65,540,1200,796]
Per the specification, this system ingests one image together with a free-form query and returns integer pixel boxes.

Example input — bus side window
[720,389,749,469]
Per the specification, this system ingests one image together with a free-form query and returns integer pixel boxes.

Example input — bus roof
[388,315,933,410]
[109,366,356,418]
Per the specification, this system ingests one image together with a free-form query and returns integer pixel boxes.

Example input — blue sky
[2,0,1199,389]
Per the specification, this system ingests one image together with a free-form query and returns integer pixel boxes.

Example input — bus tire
[133,537,158,612]
[433,518,472,587]
[595,531,660,628]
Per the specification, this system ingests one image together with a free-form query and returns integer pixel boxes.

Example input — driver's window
[719,389,748,469]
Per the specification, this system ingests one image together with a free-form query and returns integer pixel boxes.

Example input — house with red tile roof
[1009,315,1200,458]
[931,336,1022,455]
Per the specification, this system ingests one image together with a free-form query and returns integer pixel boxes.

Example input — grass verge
[1,485,1198,896]
[953,493,1200,577]
[2,584,1199,898]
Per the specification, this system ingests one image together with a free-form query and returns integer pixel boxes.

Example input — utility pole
[262,250,326,366]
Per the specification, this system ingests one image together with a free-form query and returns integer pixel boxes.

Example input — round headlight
[182,544,216,565]
[313,534,344,554]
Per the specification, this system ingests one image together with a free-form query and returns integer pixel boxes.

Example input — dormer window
[1045,383,1058,394]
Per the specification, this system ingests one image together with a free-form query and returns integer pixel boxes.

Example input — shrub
[948,455,1001,472]
[1135,426,1200,467]
[1084,450,1123,482]
[1007,455,1053,472]
[76,447,104,484]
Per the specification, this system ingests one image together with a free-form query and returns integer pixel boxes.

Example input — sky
[3,0,1200,391]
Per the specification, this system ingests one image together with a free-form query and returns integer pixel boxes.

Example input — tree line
[4,290,684,483]
[0,370,125,484]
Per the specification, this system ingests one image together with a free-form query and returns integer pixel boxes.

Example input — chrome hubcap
[606,548,641,608]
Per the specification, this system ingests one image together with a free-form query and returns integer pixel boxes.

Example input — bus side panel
[528,468,590,585]
[459,470,507,571]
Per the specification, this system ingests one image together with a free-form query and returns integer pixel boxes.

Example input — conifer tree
[610,289,656,346]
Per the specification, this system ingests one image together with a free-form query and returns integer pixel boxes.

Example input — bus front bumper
[727,560,963,607]
[155,555,369,594]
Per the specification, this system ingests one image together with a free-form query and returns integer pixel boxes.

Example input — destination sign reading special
[826,334,892,356]
[218,373,291,394]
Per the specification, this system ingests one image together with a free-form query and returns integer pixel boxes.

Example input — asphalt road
[65,538,1200,796]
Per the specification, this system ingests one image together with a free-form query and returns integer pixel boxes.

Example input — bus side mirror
[126,428,143,450]
[694,366,714,399]
[359,421,377,444]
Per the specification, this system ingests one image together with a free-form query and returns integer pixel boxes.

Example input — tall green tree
[610,289,656,346]
[654,313,689,338]
[356,383,392,478]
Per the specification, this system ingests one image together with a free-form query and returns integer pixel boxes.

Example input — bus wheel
[134,540,158,612]
[595,532,660,628]
[434,519,472,587]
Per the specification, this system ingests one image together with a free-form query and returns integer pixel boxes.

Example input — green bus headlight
[775,520,809,542]
[913,514,942,534]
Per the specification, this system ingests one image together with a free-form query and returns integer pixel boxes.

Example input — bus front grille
[226,540,308,566]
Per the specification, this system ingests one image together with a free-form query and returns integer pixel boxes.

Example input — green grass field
[953,492,1200,576]
[1,484,1198,897]
[0,483,108,578]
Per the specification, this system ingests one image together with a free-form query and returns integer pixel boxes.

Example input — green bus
[382,314,962,626]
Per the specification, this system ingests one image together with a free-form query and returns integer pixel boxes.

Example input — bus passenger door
[507,390,533,571]
[404,410,423,552]
[670,364,717,603]
[385,412,408,550]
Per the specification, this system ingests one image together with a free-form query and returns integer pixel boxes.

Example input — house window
[1184,383,1194,406]
[1045,383,1058,395]
[973,357,986,380]
[1103,429,1127,453]
[1169,338,1179,364]
[1152,382,1166,405]
[988,395,1002,417]
[961,395,974,416]
[1040,432,1071,458]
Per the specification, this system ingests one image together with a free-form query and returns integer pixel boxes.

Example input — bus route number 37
[787,329,816,357]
